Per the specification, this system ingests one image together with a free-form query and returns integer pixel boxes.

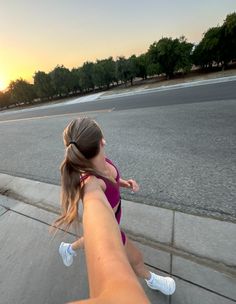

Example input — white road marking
[0,108,115,124]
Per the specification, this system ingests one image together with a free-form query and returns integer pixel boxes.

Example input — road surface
[0,81,235,222]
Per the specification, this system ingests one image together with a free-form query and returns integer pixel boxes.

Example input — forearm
[83,189,127,297]
[76,183,149,303]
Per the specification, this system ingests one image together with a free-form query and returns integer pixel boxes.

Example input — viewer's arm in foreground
[68,177,149,304]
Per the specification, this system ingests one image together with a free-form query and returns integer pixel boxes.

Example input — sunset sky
[0,0,235,91]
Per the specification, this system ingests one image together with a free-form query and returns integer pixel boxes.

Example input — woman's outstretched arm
[68,177,149,304]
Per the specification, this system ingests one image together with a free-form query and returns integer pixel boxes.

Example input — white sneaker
[146,272,176,295]
[59,242,76,267]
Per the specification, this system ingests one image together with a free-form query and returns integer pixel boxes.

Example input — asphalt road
[0,81,235,222]
[0,80,236,121]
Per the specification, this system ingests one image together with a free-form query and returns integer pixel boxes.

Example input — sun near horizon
[0,71,34,92]
[0,79,7,92]
[0,1,235,92]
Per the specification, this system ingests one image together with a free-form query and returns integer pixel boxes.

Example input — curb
[1,172,236,302]
[1,75,235,116]
[99,75,236,101]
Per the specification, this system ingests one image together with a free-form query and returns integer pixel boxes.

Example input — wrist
[119,179,129,188]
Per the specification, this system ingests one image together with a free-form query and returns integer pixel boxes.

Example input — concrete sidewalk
[0,174,236,303]
[0,195,88,304]
[0,195,168,304]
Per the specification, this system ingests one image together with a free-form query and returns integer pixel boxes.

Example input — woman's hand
[127,179,140,192]
[120,178,140,192]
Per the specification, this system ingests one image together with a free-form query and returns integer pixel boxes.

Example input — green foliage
[70,68,82,93]
[147,63,160,76]
[8,79,36,104]
[136,54,149,79]
[0,90,11,108]
[193,12,236,69]
[34,71,55,99]
[128,55,138,85]
[49,65,72,96]
[221,12,236,66]
[148,37,193,78]
[93,57,116,89]
[176,37,193,73]
[116,57,129,84]
[116,56,137,85]
[192,27,222,68]
[79,62,95,92]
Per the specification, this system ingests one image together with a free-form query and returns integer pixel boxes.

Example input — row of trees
[193,13,236,69]
[0,12,235,108]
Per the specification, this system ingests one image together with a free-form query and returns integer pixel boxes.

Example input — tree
[79,62,95,92]
[70,68,82,93]
[136,54,149,79]
[192,27,222,69]
[128,55,138,85]
[221,12,236,67]
[147,63,160,77]
[0,90,11,108]
[49,65,73,97]
[193,13,236,70]
[93,57,116,89]
[176,37,193,73]
[8,79,36,105]
[115,56,137,86]
[34,71,55,99]
[148,37,193,78]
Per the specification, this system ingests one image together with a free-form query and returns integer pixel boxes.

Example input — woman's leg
[124,236,176,295]
[124,237,151,280]
[71,236,84,250]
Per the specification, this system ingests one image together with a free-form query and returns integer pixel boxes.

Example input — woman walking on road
[54,117,176,296]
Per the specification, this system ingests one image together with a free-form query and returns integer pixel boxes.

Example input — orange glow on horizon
[0,80,6,92]
[0,70,34,92]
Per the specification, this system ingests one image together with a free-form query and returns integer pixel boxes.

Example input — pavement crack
[127,231,236,277]
[0,208,9,217]
[146,260,236,302]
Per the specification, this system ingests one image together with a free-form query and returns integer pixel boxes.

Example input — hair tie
[69,141,79,149]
